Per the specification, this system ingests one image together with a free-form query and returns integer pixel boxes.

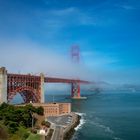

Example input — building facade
[33,103,71,117]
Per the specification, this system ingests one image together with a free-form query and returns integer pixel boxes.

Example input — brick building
[33,103,71,117]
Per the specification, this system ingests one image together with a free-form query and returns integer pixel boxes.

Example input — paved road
[51,126,63,140]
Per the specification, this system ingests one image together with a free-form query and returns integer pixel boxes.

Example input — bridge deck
[44,77,89,83]
[7,73,89,84]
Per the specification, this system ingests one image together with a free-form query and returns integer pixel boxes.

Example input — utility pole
[30,111,34,129]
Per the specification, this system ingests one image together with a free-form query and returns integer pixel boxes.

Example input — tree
[36,106,44,115]
[8,121,19,133]
[0,103,44,136]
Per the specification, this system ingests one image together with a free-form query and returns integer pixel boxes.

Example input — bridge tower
[0,67,7,103]
[71,45,87,99]
[40,73,45,103]
[71,45,81,99]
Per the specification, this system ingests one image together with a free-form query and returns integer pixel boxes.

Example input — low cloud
[0,38,92,81]
[82,51,119,68]
[0,38,139,86]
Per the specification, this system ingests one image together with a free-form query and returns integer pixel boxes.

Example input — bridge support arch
[7,72,45,103]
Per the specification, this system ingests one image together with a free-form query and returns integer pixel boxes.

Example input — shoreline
[46,112,84,140]
[63,113,81,140]
[74,112,86,131]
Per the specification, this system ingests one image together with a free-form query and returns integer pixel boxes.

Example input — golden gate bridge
[0,46,90,103]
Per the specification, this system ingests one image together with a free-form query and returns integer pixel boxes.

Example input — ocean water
[45,91,140,140]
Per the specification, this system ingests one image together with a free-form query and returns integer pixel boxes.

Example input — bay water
[46,91,140,140]
[13,90,140,140]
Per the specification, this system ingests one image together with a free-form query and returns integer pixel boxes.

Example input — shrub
[41,121,51,128]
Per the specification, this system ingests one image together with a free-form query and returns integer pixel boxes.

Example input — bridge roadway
[44,77,89,84]
[7,73,89,84]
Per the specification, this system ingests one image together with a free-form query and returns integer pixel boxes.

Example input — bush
[23,132,30,139]
[8,122,19,133]
[31,128,37,134]
[16,126,30,140]
[41,121,51,128]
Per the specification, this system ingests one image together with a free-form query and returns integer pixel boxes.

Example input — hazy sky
[0,0,140,84]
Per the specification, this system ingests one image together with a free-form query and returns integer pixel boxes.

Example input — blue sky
[0,0,140,84]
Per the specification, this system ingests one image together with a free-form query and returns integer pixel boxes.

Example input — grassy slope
[26,134,41,140]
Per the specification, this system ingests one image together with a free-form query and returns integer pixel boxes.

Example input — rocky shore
[63,113,81,140]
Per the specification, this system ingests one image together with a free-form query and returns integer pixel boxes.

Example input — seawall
[63,113,81,140]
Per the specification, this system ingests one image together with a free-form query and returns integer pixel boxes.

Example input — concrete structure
[33,103,71,117]
[40,73,45,103]
[0,67,7,103]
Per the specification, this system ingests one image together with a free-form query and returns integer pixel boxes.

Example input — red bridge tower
[71,45,86,99]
